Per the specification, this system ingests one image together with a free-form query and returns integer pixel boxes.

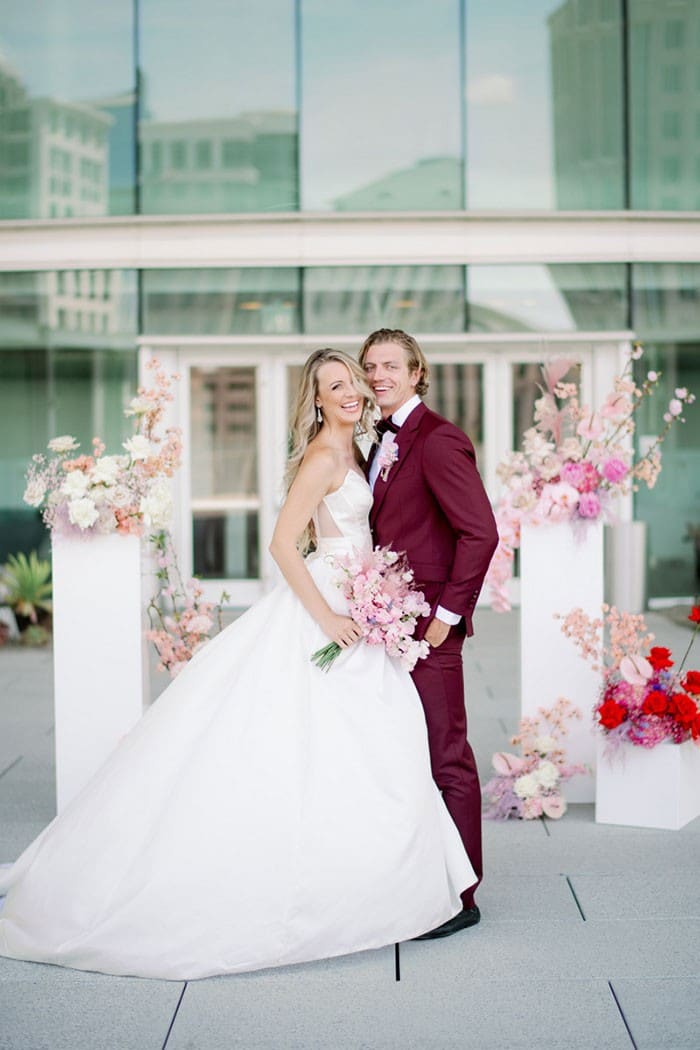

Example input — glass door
[190,365,259,581]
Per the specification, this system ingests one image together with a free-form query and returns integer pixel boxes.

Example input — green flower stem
[310,641,341,672]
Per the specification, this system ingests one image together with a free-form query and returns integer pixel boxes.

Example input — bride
[0,348,475,981]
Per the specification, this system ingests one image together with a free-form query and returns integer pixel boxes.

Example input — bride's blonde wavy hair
[285,348,375,552]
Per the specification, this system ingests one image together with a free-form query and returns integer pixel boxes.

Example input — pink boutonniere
[376,437,399,482]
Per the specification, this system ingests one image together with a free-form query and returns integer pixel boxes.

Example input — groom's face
[363,342,420,418]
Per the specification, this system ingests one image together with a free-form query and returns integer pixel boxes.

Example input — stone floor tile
[476,873,582,922]
[0,956,182,1050]
[569,872,700,921]
[611,977,700,1049]
[169,973,630,1050]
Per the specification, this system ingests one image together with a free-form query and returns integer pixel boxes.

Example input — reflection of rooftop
[333,156,462,211]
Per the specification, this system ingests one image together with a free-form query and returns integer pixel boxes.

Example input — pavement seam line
[607,980,639,1049]
[0,756,23,781]
[394,942,401,981]
[161,981,188,1049]
[564,875,586,921]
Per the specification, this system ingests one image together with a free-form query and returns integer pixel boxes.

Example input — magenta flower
[601,457,628,484]
[577,492,601,518]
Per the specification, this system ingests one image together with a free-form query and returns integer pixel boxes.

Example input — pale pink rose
[619,653,653,685]
[537,482,579,521]
[522,797,544,819]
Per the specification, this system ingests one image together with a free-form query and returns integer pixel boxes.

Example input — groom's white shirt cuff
[371,396,462,627]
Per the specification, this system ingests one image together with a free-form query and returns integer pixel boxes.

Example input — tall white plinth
[520,522,603,802]
[52,533,145,811]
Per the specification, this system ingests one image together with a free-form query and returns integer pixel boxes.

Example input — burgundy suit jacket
[369,402,498,638]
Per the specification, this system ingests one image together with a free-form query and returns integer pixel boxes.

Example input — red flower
[642,689,669,717]
[598,698,627,730]
[683,670,700,695]
[648,646,673,671]
[671,693,699,729]
[692,715,700,741]
[689,605,700,624]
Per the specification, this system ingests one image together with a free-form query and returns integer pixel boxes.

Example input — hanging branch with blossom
[146,531,230,678]
[485,344,695,612]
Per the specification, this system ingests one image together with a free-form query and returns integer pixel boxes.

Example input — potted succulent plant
[1,551,53,635]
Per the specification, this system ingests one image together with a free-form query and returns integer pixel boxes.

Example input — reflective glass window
[633,343,700,598]
[632,264,700,342]
[467,265,627,332]
[0,2,135,218]
[630,1,700,209]
[303,266,465,334]
[301,0,462,211]
[466,0,624,209]
[0,269,137,561]
[139,0,297,214]
[142,269,301,335]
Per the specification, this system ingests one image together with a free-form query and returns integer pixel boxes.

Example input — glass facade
[467,0,624,209]
[0,2,135,218]
[3,1,700,218]
[0,269,138,560]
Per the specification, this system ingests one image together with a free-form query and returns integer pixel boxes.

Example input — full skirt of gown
[0,514,475,980]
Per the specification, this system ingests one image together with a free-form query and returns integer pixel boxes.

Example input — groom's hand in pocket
[424,618,450,649]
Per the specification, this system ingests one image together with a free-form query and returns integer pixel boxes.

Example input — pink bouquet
[482,699,587,820]
[311,546,431,672]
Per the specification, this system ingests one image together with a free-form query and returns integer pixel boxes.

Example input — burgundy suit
[369,402,498,904]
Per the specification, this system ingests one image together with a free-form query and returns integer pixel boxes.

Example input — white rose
[23,478,46,507]
[106,484,133,509]
[140,479,173,529]
[534,735,557,755]
[62,471,90,497]
[534,760,559,790]
[123,434,152,460]
[91,455,122,485]
[513,773,540,800]
[68,497,99,530]
[48,435,79,453]
[124,395,152,417]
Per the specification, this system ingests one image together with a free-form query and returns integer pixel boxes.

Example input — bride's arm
[269,451,362,650]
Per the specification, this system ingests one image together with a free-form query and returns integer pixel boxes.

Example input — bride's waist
[308,536,372,557]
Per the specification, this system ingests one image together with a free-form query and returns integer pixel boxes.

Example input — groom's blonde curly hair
[358,328,430,397]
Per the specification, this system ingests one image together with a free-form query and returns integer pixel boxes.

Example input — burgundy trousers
[411,619,482,908]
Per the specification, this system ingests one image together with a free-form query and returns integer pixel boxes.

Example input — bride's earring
[316,405,322,424]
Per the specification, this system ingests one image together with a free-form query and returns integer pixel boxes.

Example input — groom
[361,329,498,938]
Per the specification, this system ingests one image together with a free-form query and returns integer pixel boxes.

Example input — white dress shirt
[369,396,460,627]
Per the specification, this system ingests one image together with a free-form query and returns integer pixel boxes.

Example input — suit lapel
[370,402,427,528]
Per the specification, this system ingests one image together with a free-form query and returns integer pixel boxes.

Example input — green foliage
[2,551,53,623]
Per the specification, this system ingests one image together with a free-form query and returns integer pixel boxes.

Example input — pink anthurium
[491,751,526,776]
[542,795,567,819]
[619,654,653,686]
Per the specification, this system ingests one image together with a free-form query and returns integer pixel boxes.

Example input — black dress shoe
[412,905,481,941]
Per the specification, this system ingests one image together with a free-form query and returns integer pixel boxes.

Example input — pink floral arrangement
[146,531,229,677]
[558,603,700,751]
[486,345,695,611]
[23,360,182,538]
[482,698,586,820]
[311,546,431,672]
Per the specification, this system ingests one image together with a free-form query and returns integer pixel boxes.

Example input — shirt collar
[391,394,422,428]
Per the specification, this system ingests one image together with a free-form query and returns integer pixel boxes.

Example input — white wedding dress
[0,470,474,980]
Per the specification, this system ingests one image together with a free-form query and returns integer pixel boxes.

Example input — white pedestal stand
[596,739,700,830]
[520,521,603,802]
[52,533,145,811]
